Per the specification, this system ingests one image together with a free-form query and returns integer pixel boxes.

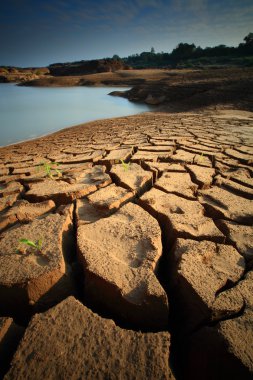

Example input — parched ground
[0,109,253,379]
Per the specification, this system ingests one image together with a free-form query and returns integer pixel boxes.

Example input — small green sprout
[37,161,61,179]
[17,238,43,254]
[194,152,204,164]
[120,159,131,172]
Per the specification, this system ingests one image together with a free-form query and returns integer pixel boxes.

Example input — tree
[171,43,196,60]
[150,47,155,54]
[244,33,253,45]
[112,54,121,61]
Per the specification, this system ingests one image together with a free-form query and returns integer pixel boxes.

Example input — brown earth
[18,67,253,113]
[0,75,253,379]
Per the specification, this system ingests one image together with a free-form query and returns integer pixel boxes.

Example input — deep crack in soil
[0,111,252,379]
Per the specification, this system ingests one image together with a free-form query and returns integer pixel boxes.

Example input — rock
[25,166,111,205]
[145,93,166,105]
[139,188,224,243]
[171,238,245,331]
[77,203,168,329]
[0,200,56,232]
[216,220,253,263]
[0,213,74,317]
[198,186,253,225]
[154,171,198,199]
[110,163,153,196]
[5,297,174,380]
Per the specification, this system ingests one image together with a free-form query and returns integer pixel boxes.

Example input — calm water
[0,84,150,147]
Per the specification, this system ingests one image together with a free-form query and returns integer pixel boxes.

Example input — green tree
[171,43,196,60]
[244,33,253,45]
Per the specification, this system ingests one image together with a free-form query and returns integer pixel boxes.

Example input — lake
[0,84,150,147]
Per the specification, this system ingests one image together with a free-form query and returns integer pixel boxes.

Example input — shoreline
[1,106,253,151]
[0,110,151,149]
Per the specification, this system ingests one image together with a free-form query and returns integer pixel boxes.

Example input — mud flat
[0,109,253,379]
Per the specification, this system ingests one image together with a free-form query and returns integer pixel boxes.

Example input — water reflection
[0,84,150,146]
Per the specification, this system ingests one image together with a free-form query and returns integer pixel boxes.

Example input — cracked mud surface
[0,111,252,379]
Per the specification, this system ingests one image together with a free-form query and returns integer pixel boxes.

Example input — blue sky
[0,0,252,67]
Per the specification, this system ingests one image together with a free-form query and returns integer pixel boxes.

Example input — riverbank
[0,108,252,379]
[17,67,253,112]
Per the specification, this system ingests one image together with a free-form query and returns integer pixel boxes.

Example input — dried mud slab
[171,149,212,167]
[0,317,24,379]
[0,182,23,197]
[0,111,252,379]
[131,150,171,162]
[0,194,20,212]
[219,168,253,188]
[138,145,174,152]
[216,219,253,263]
[199,186,253,224]
[87,183,134,211]
[0,213,73,317]
[186,165,215,189]
[154,171,198,199]
[110,163,153,196]
[0,200,56,232]
[25,166,111,205]
[144,162,186,180]
[77,202,168,329]
[171,238,245,331]
[0,167,9,176]
[139,187,224,243]
[224,148,253,164]
[5,297,175,380]
[99,147,133,164]
[179,271,253,380]
[215,174,253,199]
[75,184,134,225]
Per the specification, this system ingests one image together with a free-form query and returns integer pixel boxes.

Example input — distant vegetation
[0,33,252,78]
[116,33,253,69]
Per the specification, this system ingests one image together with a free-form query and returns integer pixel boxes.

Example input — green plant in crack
[38,161,62,179]
[120,159,131,172]
[194,152,204,165]
[17,238,43,254]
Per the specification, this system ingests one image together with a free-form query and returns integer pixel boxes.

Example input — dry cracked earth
[0,111,252,379]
